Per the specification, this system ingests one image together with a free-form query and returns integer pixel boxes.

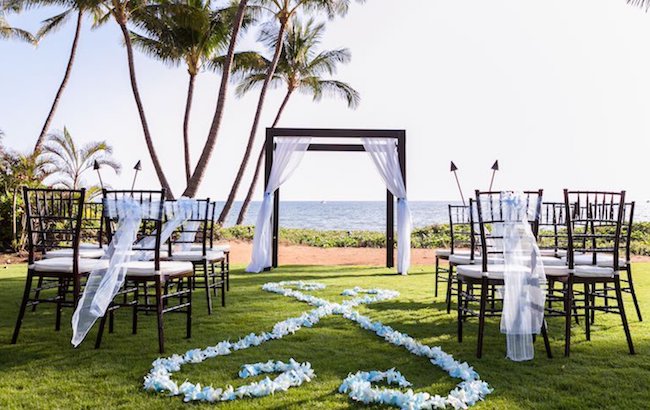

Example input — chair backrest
[538,202,569,256]
[167,198,211,255]
[448,204,472,255]
[102,189,166,269]
[623,202,635,264]
[23,187,86,265]
[207,201,217,249]
[563,190,626,271]
[81,201,105,247]
[474,190,544,272]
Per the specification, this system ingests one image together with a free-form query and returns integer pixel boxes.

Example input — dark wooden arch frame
[265,127,407,271]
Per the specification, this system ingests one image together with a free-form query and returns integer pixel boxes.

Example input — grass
[0,263,649,409]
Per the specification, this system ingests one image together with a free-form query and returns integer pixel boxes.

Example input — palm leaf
[37,8,73,38]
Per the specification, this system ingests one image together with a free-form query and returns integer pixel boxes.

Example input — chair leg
[203,261,213,315]
[457,279,463,343]
[614,277,635,355]
[11,272,33,344]
[225,253,230,291]
[108,310,115,334]
[584,283,591,341]
[564,278,574,357]
[31,276,43,312]
[55,277,64,331]
[626,265,643,322]
[434,256,440,298]
[186,276,192,339]
[220,262,226,307]
[446,265,454,314]
[541,320,552,359]
[155,277,165,354]
[477,278,488,359]
[132,284,138,335]
[95,313,108,349]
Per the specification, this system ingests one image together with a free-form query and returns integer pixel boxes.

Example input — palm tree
[1,149,54,249]
[214,0,363,223]
[100,0,173,198]
[0,4,37,43]
[130,0,247,183]
[230,18,359,225]
[39,127,121,194]
[28,0,104,153]
[180,0,249,197]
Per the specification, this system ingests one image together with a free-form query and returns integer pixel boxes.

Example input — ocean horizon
[218,200,650,232]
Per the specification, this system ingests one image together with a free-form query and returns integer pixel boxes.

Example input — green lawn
[0,263,649,409]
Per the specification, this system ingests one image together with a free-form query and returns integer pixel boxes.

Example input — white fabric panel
[247,138,311,273]
[362,138,411,275]
[499,192,547,362]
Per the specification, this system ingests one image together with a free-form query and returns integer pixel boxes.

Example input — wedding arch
[246,128,411,275]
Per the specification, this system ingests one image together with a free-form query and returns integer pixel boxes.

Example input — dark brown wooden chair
[94,189,193,354]
[434,204,474,312]
[559,190,635,356]
[190,201,230,291]
[456,190,552,359]
[12,187,109,343]
[167,198,226,314]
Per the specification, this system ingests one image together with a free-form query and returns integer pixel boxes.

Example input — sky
[3,0,650,203]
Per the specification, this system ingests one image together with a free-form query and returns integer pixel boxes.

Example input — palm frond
[37,8,73,38]
[628,0,650,11]
[303,78,360,109]
[208,50,270,75]
[235,72,282,96]
[0,15,37,44]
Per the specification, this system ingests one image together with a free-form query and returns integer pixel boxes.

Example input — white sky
[2,0,650,203]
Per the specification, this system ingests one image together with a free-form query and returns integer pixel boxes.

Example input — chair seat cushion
[32,257,109,273]
[169,250,225,262]
[544,265,570,277]
[539,249,567,258]
[190,244,231,253]
[44,248,105,259]
[79,242,103,249]
[574,265,615,278]
[538,256,566,267]
[562,254,626,268]
[121,261,194,277]
[436,249,471,258]
[456,264,517,280]
[450,254,501,265]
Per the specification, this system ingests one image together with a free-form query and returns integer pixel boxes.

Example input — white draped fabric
[246,138,312,273]
[499,192,547,361]
[71,198,198,347]
[362,138,412,274]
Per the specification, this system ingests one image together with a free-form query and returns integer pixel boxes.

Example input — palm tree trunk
[33,9,83,153]
[216,20,288,224]
[235,88,293,225]
[117,19,174,199]
[183,73,196,183]
[12,187,18,246]
[182,0,248,197]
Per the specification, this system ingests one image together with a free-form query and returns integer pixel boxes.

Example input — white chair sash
[499,192,547,361]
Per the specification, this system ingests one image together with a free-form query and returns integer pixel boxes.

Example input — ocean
[219,201,650,231]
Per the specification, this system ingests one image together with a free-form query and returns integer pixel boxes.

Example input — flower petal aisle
[143,281,492,409]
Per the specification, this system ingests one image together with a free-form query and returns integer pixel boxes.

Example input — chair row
[12,188,231,353]
[435,190,638,358]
